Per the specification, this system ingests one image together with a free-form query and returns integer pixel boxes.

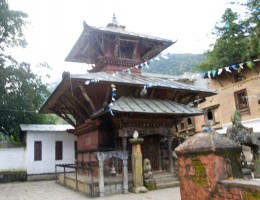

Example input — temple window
[187,117,193,126]
[119,39,134,59]
[234,89,250,114]
[205,109,215,126]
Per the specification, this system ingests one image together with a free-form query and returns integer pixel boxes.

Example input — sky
[9,0,247,81]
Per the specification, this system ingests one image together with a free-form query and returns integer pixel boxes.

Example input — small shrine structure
[40,15,216,177]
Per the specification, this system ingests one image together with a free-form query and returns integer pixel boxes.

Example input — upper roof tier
[65,18,175,67]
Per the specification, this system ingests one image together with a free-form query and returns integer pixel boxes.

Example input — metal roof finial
[112,13,117,25]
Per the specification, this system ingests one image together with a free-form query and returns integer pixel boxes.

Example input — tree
[0,0,56,141]
[198,0,260,72]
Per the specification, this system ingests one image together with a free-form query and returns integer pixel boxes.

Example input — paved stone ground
[0,180,181,200]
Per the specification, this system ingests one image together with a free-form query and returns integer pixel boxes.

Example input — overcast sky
[9,0,246,81]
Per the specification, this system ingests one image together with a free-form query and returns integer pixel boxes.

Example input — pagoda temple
[40,15,216,174]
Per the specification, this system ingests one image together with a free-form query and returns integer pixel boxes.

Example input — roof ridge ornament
[106,13,126,30]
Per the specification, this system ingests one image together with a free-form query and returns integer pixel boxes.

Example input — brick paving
[0,180,181,200]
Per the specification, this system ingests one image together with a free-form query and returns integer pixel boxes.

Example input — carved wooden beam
[94,34,105,55]
[79,85,95,113]
[104,84,112,104]
[72,91,92,116]
[53,107,76,127]
[132,41,139,61]
[59,99,82,124]
[114,35,119,57]
[62,96,86,123]
[173,91,180,102]
[182,93,197,104]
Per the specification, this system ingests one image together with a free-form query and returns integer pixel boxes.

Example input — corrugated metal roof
[20,124,74,132]
[70,72,216,94]
[111,96,204,115]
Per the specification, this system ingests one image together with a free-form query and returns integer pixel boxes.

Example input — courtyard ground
[0,180,181,200]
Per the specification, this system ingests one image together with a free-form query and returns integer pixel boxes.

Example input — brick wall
[213,180,260,200]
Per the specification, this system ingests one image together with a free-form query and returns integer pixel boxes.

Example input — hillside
[142,53,204,75]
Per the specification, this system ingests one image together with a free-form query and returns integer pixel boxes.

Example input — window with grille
[55,141,63,160]
[234,89,250,114]
[34,141,42,161]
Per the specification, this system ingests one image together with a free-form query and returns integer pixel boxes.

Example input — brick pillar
[175,130,243,200]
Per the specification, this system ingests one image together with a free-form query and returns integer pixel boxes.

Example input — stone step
[152,172,179,189]
[156,180,180,189]
[153,173,178,181]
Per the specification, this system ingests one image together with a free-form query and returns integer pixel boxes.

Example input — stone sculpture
[143,158,156,190]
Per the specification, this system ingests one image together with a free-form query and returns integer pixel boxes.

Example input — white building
[0,124,75,181]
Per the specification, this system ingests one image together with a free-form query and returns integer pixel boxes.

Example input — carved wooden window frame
[234,89,250,114]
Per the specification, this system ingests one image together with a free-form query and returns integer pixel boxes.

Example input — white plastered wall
[26,131,75,175]
[0,147,26,171]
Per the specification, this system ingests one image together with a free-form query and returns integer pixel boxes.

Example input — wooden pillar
[158,136,162,171]
[122,137,127,151]
[168,136,174,173]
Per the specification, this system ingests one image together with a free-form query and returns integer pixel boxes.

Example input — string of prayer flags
[211,69,217,77]
[127,68,131,75]
[161,54,169,59]
[201,72,207,77]
[224,23,230,29]
[224,66,232,73]
[246,61,254,69]
[144,62,149,68]
[201,58,260,79]
[208,71,211,79]
[231,64,237,70]
[109,84,117,116]
[218,68,223,75]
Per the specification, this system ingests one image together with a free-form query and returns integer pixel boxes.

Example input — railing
[55,162,94,197]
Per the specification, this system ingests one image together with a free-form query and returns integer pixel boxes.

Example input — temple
[40,15,216,175]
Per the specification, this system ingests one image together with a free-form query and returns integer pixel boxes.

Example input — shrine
[40,15,216,195]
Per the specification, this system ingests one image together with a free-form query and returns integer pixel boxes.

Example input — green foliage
[198,0,260,72]
[142,54,204,75]
[0,0,28,51]
[0,0,59,141]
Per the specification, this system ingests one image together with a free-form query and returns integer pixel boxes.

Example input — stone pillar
[98,159,105,197]
[168,136,174,173]
[129,137,148,193]
[175,130,242,200]
[122,159,128,194]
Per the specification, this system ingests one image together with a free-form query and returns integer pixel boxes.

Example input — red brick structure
[175,130,243,200]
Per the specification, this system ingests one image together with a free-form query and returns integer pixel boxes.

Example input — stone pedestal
[129,138,148,193]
